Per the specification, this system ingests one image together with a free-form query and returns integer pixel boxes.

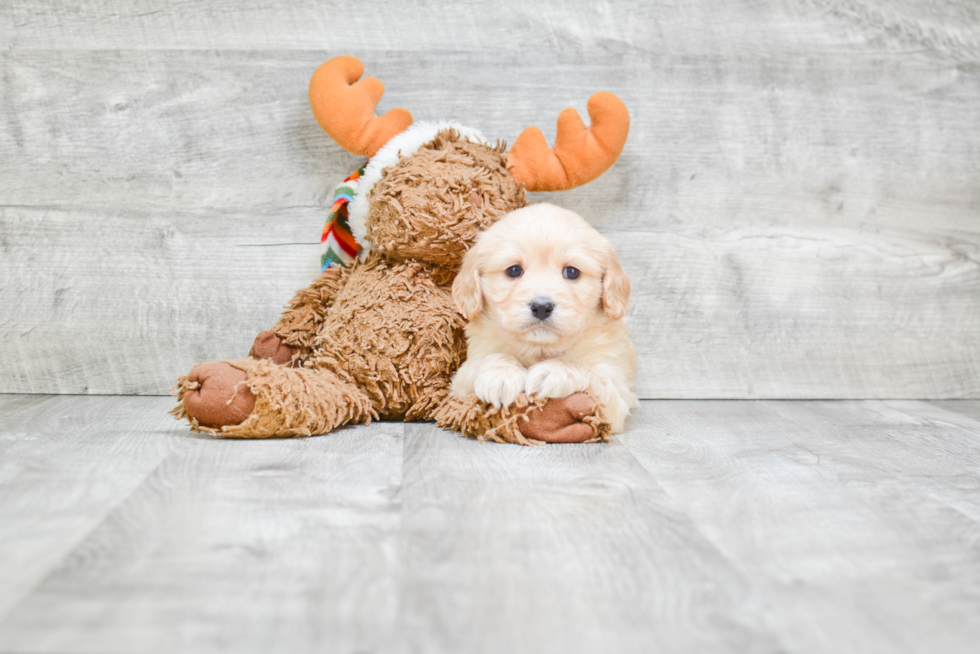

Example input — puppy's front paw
[525,360,586,399]
[474,367,527,407]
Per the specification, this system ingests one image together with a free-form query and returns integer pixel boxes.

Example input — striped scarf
[320,165,365,271]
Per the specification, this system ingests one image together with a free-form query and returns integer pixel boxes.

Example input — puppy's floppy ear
[601,243,630,319]
[453,246,484,320]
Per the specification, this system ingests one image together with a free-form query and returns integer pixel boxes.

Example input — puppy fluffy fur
[451,203,638,433]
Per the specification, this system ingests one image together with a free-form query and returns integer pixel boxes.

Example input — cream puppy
[451,203,638,433]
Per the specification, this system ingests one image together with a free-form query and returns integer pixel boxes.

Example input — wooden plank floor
[1,395,978,653]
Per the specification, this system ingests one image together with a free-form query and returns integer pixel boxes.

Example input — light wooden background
[1,0,978,398]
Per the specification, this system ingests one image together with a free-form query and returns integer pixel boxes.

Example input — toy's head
[309,56,630,269]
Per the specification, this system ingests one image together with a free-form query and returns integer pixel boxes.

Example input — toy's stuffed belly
[310,255,467,419]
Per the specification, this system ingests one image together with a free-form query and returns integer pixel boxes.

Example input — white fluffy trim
[347,121,486,254]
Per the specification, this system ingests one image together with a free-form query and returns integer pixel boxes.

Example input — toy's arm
[249,265,353,365]
[434,392,610,445]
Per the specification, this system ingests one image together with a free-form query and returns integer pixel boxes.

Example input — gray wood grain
[0,395,404,654]
[2,1,977,57]
[396,422,780,654]
[0,206,323,394]
[930,400,980,424]
[3,396,980,652]
[0,395,177,617]
[619,400,980,654]
[1,2,979,397]
[619,228,980,398]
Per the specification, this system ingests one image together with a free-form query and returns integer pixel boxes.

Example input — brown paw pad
[248,330,298,366]
[182,362,255,427]
[520,392,598,443]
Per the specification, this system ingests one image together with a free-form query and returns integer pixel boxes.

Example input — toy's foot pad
[248,331,298,366]
[521,392,598,443]
[181,362,255,428]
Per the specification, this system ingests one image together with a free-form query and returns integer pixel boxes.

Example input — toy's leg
[246,266,353,365]
[273,267,350,349]
[433,392,611,445]
[248,330,298,366]
[172,358,375,438]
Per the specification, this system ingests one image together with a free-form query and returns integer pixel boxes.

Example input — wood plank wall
[1,1,978,398]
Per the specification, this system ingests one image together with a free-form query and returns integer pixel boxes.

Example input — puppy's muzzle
[529,298,555,321]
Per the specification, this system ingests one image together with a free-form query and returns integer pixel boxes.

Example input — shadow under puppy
[451,203,638,437]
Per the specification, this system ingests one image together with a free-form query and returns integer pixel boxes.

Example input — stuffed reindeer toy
[172,55,629,444]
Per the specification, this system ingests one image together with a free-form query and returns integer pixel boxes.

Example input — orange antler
[508,92,630,192]
[308,56,414,157]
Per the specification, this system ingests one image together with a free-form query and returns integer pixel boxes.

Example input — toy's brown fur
[172,130,609,443]
[434,393,609,445]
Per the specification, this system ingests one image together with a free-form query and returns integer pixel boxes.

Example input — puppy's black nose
[529,298,555,321]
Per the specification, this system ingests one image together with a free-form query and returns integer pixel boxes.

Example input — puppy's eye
[563,266,580,280]
[505,265,523,278]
